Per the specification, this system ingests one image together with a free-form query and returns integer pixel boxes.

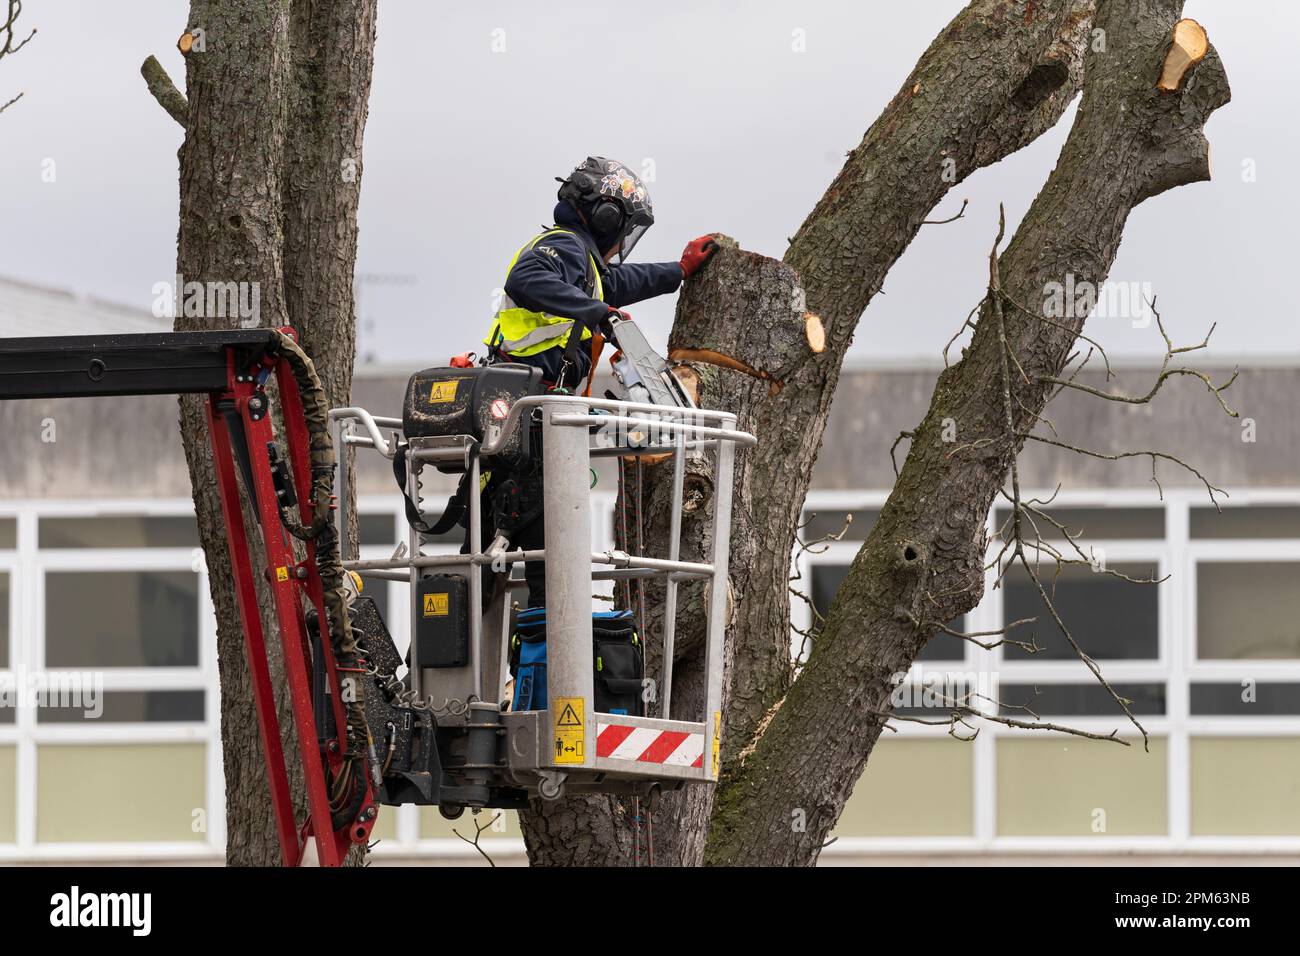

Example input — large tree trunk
[704,0,1230,866]
[175,0,295,868]
[173,0,376,866]
[282,0,376,413]
[521,0,1097,867]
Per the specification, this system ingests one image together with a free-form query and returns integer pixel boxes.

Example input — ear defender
[588,199,624,236]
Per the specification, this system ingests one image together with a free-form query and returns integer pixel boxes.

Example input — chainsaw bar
[608,317,695,410]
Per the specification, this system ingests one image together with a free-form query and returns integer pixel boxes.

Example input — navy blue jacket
[498,203,682,383]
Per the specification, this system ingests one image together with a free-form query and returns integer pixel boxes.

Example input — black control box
[414,573,469,668]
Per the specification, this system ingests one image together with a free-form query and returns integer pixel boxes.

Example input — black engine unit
[403,363,543,470]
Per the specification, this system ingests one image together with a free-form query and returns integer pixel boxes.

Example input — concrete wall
[818,364,1299,491]
[2,363,1294,499]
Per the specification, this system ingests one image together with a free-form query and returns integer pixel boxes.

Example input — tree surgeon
[478,156,718,609]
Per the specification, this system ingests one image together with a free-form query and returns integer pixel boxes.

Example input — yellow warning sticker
[275,566,289,582]
[428,379,459,404]
[711,711,722,779]
[553,696,585,765]
[422,592,449,617]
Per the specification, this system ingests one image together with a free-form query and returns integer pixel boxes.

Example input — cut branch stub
[668,236,818,394]
[1158,19,1208,92]
[141,55,188,127]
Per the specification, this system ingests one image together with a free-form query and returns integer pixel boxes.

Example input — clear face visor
[612,223,649,265]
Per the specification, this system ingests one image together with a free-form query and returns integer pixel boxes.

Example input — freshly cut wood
[177,32,195,55]
[667,348,780,396]
[1158,18,1208,91]
[670,363,702,405]
[667,239,813,391]
[804,313,826,353]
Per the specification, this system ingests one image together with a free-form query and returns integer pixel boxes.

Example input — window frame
[807,487,1300,859]
[4,487,1299,862]
[1186,545,1300,669]
[0,498,217,861]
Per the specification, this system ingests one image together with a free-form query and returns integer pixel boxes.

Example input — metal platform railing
[329,395,753,787]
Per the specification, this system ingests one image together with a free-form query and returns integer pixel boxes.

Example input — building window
[420,806,520,843]
[1190,738,1300,836]
[38,515,199,549]
[994,506,1165,540]
[813,496,1300,853]
[808,562,965,661]
[996,737,1167,836]
[1190,505,1300,539]
[35,743,207,843]
[1196,562,1300,660]
[359,512,399,547]
[0,746,14,844]
[0,570,9,668]
[1,491,1297,859]
[36,690,205,724]
[802,509,879,542]
[999,682,1166,717]
[833,738,974,837]
[1190,683,1300,716]
[1002,561,1160,661]
[44,570,200,668]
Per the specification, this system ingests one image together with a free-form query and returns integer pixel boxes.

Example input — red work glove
[679,235,719,279]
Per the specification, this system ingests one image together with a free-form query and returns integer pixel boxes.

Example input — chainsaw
[603,312,695,410]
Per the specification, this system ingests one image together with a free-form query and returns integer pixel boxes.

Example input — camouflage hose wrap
[268,331,372,788]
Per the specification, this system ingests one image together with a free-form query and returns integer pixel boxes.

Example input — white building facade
[2,277,1297,864]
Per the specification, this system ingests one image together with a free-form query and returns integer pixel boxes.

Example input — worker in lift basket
[480,156,718,610]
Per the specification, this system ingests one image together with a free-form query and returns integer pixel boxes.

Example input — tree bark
[520,0,1098,867]
[704,0,1230,867]
[283,0,376,413]
[173,0,376,866]
[175,0,294,868]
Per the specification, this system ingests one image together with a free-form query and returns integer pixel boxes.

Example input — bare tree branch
[452,811,501,867]
[1033,297,1238,416]
[922,197,969,225]
[873,703,1127,744]
[140,55,188,127]
[1025,433,1228,507]
[0,0,35,114]
[906,610,1043,653]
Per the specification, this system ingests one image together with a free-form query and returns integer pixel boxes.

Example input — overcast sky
[1,1,1295,366]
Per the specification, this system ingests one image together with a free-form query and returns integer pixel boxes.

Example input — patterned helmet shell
[557,156,655,262]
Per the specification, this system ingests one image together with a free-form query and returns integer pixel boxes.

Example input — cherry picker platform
[0,326,754,865]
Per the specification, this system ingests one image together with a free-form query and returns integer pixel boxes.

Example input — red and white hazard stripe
[596,721,705,768]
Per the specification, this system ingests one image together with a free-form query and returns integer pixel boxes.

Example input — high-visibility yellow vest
[484,229,605,357]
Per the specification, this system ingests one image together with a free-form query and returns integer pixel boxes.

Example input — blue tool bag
[510,607,548,711]
[509,609,644,715]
